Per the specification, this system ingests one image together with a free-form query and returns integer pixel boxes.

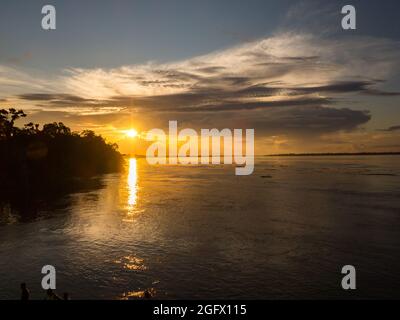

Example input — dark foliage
[0,108,123,196]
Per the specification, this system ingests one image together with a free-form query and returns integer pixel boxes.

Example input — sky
[1,0,400,154]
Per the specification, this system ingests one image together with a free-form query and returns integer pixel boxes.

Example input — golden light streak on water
[127,158,138,209]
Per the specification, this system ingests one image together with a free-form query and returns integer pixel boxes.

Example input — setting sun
[125,129,138,138]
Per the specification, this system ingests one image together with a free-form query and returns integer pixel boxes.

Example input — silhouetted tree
[42,122,71,137]
[0,108,26,139]
[0,108,123,199]
[23,122,40,136]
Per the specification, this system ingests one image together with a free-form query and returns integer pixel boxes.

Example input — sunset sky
[1,0,400,154]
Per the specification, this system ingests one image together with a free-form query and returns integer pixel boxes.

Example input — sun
[125,129,138,138]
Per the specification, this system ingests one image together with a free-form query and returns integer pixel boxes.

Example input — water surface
[1,156,400,299]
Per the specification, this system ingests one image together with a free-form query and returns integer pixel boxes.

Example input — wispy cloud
[2,29,400,152]
[11,33,400,105]
[0,66,56,94]
[56,33,400,102]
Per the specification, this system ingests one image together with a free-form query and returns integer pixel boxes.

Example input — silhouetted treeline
[0,108,123,195]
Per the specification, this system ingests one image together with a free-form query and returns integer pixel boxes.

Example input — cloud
[0,66,56,94]
[3,30,400,146]
[26,32,394,104]
[379,125,400,132]
[162,105,371,136]
[17,93,102,106]
[252,106,371,135]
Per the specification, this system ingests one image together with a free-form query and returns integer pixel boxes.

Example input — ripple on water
[114,255,147,271]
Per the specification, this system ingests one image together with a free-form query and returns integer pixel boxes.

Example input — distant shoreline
[265,152,400,157]
[125,152,400,158]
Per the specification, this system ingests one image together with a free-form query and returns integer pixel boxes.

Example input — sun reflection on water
[128,158,138,208]
[114,255,147,271]
[119,288,156,300]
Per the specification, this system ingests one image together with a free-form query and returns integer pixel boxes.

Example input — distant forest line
[266,152,400,157]
[134,152,400,158]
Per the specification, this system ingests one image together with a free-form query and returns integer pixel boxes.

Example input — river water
[1,156,400,299]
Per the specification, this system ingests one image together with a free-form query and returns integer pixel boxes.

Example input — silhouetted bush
[0,108,123,196]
